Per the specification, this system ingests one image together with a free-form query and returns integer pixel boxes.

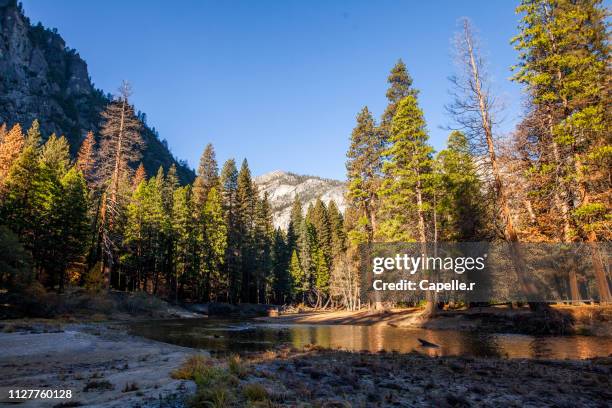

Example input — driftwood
[417,338,440,348]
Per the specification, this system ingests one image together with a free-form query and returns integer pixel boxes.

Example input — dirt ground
[0,324,197,407]
[226,347,612,408]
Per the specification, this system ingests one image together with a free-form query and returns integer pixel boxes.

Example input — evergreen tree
[236,159,258,302]
[254,192,274,302]
[346,107,383,241]
[193,143,219,207]
[52,167,89,290]
[76,131,96,185]
[381,60,418,136]
[202,187,227,300]
[0,141,51,276]
[327,200,346,258]
[40,134,71,178]
[132,163,146,189]
[271,228,290,304]
[0,123,25,186]
[380,94,436,315]
[220,158,240,302]
[436,131,486,241]
[25,119,42,148]
[288,249,305,302]
[172,185,195,300]
[379,95,435,243]
[286,195,303,256]
[310,198,332,267]
[512,0,611,301]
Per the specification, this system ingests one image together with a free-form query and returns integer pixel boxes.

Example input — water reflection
[128,318,611,360]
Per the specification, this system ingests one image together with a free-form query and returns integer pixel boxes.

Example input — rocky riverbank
[175,346,612,407]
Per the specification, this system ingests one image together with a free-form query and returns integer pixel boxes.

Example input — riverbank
[176,346,612,407]
[0,322,197,407]
[259,304,612,336]
[0,319,610,407]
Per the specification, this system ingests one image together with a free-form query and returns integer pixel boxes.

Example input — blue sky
[22,0,525,180]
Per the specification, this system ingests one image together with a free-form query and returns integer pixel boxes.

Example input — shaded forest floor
[0,287,201,321]
[260,304,612,336]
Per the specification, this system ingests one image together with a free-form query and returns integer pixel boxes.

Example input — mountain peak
[255,170,347,229]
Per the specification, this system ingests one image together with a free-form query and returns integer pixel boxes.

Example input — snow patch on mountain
[254,170,347,229]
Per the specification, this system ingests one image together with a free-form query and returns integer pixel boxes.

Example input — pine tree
[271,228,290,304]
[254,192,274,302]
[25,119,42,148]
[379,95,435,242]
[346,107,383,241]
[0,141,51,275]
[0,123,6,144]
[286,195,303,256]
[236,159,258,302]
[0,123,25,186]
[203,187,227,300]
[193,143,219,207]
[327,200,346,258]
[512,0,611,302]
[310,198,332,267]
[436,131,486,241]
[132,163,146,189]
[220,158,240,302]
[52,167,89,290]
[98,82,143,288]
[172,185,195,300]
[288,249,305,302]
[76,131,96,184]
[380,94,437,315]
[40,134,71,178]
[381,60,419,136]
[98,82,143,201]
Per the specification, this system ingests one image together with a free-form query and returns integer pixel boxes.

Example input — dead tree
[446,19,541,306]
[98,81,143,288]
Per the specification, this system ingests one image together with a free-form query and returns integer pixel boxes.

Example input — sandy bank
[0,324,198,407]
[258,304,612,335]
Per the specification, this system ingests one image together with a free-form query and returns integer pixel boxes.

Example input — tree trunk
[464,21,539,305]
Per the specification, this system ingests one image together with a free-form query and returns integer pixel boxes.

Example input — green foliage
[379,95,435,242]
[0,225,33,290]
[84,262,105,293]
[435,131,487,241]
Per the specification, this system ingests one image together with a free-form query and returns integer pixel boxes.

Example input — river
[128,318,612,360]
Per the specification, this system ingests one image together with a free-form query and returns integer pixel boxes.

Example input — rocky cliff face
[0,0,194,182]
[254,170,346,229]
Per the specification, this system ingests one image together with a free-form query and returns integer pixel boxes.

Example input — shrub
[242,383,269,402]
[171,355,211,380]
[84,262,104,293]
[228,354,249,378]
[83,380,114,392]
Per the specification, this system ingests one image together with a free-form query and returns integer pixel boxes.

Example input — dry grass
[170,354,211,380]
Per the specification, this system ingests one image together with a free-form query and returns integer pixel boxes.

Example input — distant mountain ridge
[254,170,347,229]
[0,0,194,183]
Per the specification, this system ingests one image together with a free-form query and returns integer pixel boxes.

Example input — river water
[128,318,611,360]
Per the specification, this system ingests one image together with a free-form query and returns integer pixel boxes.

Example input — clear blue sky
[22,0,525,180]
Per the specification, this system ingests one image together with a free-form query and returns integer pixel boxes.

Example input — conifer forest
[0,0,610,312]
